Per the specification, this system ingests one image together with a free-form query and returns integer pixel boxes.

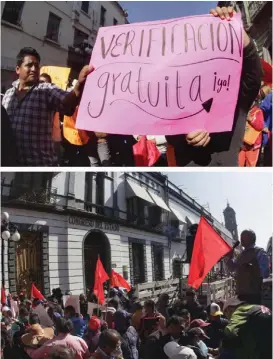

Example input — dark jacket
[144,330,185,359]
[167,39,263,167]
[120,326,140,359]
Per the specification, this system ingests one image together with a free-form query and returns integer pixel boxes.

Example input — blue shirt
[260,93,272,145]
[71,316,87,338]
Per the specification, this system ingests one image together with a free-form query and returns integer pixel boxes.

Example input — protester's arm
[224,251,237,272]
[62,66,94,114]
[48,66,94,116]
[25,345,50,359]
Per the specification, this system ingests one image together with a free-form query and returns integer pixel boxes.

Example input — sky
[120,1,217,23]
[164,172,272,249]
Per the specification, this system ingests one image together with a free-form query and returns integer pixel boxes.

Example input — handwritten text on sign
[77,14,243,135]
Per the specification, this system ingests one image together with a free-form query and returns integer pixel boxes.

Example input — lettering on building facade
[68,216,119,232]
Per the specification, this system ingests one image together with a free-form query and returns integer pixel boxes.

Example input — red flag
[1,286,6,304]
[31,283,44,300]
[93,256,109,304]
[110,270,131,291]
[133,136,161,167]
[188,217,232,289]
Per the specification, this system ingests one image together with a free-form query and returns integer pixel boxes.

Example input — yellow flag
[40,66,71,90]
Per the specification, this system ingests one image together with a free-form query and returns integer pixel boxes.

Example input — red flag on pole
[188,217,232,289]
[1,286,6,304]
[31,283,45,300]
[93,256,109,304]
[110,270,131,291]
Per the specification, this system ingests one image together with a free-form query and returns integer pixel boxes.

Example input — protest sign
[87,302,104,316]
[77,14,243,135]
[63,295,81,314]
[32,304,54,327]
[40,66,71,89]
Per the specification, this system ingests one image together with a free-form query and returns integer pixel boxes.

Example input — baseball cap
[188,327,210,340]
[164,342,197,359]
[101,307,116,314]
[89,316,101,331]
[190,319,210,329]
[210,303,223,316]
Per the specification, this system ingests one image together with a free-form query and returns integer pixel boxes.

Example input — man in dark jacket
[144,316,185,359]
[167,6,263,167]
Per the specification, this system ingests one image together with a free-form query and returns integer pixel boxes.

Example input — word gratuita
[87,67,210,119]
[101,20,242,60]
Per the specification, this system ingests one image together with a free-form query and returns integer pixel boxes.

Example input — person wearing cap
[113,310,139,359]
[163,341,197,359]
[25,317,90,359]
[206,303,228,349]
[225,229,270,304]
[220,297,272,359]
[189,319,210,330]
[186,328,210,359]
[144,315,186,359]
[102,306,117,330]
[84,315,102,353]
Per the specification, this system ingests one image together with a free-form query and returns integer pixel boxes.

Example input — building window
[148,206,162,227]
[96,173,105,215]
[2,1,24,25]
[100,6,106,26]
[113,18,118,25]
[46,12,61,42]
[151,244,164,281]
[73,28,88,47]
[81,1,89,14]
[127,197,149,226]
[129,239,147,285]
[172,258,183,279]
[85,173,93,205]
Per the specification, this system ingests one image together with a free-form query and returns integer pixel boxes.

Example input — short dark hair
[16,47,41,67]
[19,307,29,317]
[180,309,190,317]
[108,298,119,310]
[166,315,184,328]
[144,299,155,309]
[133,302,143,311]
[98,329,120,350]
[55,318,73,334]
[186,289,196,297]
[241,230,256,243]
[64,306,76,316]
[49,345,75,359]
[29,313,40,325]
[40,73,52,83]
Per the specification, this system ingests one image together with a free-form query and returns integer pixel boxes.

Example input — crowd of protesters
[1,6,272,168]
[1,284,272,359]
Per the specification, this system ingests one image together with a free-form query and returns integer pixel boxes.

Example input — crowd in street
[1,285,272,359]
[1,6,272,167]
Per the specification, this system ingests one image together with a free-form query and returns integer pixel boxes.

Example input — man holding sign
[77,6,262,167]
[2,47,94,166]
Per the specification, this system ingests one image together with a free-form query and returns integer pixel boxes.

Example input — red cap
[190,319,211,328]
[89,316,101,331]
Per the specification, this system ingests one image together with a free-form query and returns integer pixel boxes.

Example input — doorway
[83,230,111,293]
[15,232,43,295]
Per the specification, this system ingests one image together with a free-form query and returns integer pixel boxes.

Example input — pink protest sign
[77,14,243,135]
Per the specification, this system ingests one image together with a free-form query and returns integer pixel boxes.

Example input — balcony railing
[1,183,57,206]
[248,1,267,21]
